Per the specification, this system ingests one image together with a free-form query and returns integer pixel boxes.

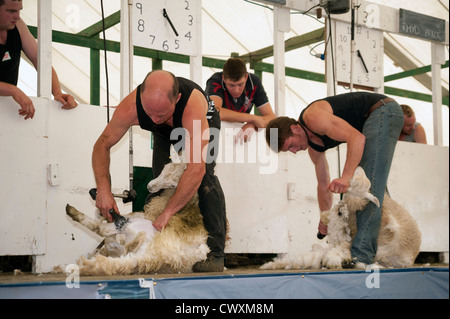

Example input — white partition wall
[0,97,448,273]
[214,123,342,254]
[387,142,449,252]
[0,98,49,257]
[0,97,131,272]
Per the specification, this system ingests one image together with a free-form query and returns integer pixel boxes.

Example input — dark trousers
[149,109,227,257]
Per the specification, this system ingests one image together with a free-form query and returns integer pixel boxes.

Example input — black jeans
[148,108,227,257]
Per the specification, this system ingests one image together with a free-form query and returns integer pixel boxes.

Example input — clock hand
[163,8,179,37]
[357,50,369,73]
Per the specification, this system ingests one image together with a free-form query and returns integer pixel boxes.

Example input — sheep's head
[147,145,187,193]
[345,166,380,207]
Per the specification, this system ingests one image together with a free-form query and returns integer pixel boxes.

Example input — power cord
[326,9,337,96]
[100,0,110,123]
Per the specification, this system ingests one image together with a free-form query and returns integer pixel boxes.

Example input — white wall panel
[0,97,49,256]
[1,98,448,272]
[387,142,449,252]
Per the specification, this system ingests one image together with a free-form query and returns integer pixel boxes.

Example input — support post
[431,42,445,146]
[189,0,203,85]
[37,0,52,99]
[121,0,133,98]
[90,35,100,105]
[273,6,290,116]
[121,0,134,193]
[325,18,335,96]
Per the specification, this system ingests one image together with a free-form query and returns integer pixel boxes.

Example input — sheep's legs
[65,204,117,237]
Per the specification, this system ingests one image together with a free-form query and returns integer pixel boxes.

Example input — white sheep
[261,167,422,270]
[64,147,209,275]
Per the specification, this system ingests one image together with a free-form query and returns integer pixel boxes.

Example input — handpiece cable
[100,0,110,123]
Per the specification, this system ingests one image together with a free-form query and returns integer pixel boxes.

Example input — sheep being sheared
[261,166,421,270]
[65,147,209,275]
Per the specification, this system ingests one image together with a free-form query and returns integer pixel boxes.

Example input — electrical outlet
[287,182,296,200]
[48,164,60,186]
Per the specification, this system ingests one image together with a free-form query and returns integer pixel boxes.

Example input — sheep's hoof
[326,263,342,269]
[145,189,164,204]
[341,259,354,269]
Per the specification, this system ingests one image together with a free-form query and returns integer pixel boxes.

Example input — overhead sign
[399,9,446,43]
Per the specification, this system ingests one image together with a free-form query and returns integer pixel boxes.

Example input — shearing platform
[0,265,448,300]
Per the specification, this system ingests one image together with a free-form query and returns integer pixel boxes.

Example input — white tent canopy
[17,0,449,145]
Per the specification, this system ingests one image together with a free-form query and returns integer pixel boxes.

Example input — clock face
[334,20,384,89]
[133,0,200,56]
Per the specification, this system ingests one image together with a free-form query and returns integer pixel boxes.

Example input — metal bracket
[139,278,156,299]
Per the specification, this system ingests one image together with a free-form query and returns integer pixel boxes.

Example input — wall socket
[48,164,60,186]
[287,182,296,200]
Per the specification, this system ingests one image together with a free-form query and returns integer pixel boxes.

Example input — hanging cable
[326,9,337,96]
[98,0,136,202]
[324,9,342,194]
[100,0,110,123]
[310,41,326,60]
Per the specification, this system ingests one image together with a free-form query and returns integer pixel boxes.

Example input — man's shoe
[193,255,224,272]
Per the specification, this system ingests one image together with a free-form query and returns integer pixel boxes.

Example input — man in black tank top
[0,0,78,119]
[92,70,226,272]
[265,92,404,267]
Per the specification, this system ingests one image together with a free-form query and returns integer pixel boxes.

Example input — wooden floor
[0,267,324,284]
[1,263,447,285]
[0,252,447,285]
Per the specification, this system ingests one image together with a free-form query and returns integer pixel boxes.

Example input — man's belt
[366,97,396,117]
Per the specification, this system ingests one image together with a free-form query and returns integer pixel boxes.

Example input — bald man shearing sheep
[92,70,227,272]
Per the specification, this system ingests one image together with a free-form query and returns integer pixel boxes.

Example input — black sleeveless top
[0,26,22,86]
[136,77,209,136]
[298,92,387,152]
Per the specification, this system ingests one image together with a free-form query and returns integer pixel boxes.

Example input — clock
[333,20,384,89]
[133,0,200,56]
